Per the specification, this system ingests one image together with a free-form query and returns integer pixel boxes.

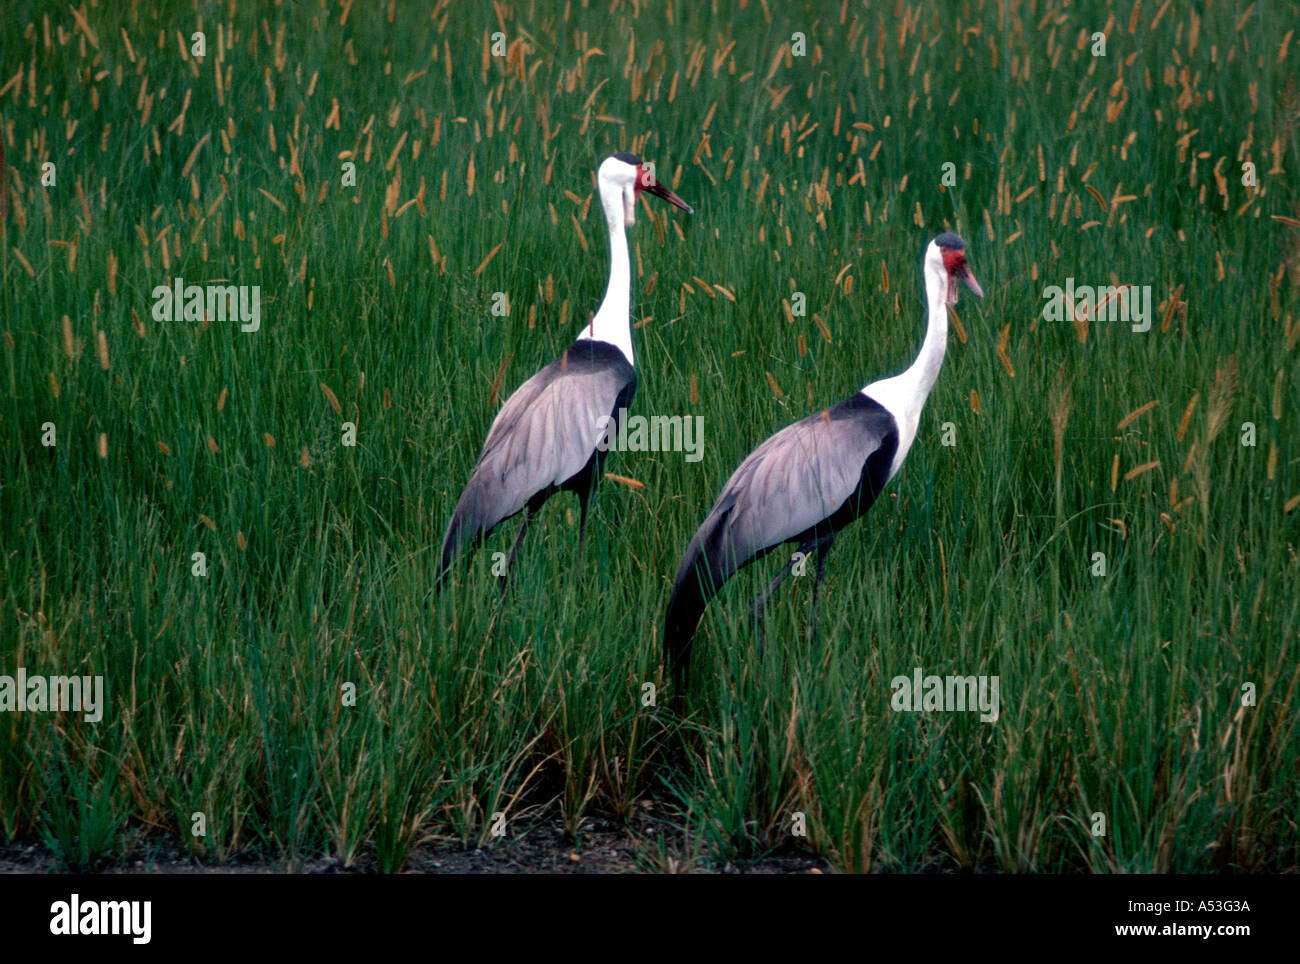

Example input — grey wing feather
[677,406,888,585]
[664,395,898,680]
[447,355,630,542]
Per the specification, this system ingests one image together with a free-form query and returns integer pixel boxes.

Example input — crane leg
[748,547,805,658]
[808,532,835,646]
[575,492,592,570]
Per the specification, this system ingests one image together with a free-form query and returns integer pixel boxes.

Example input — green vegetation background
[1,0,1297,871]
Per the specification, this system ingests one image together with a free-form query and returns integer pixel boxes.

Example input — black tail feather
[663,540,731,687]
[433,509,481,596]
[663,570,705,686]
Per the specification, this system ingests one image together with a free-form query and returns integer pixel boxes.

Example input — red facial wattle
[942,248,983,304]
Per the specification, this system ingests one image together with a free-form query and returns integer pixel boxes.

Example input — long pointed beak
[645,180,694,215]
[962,268,984,299]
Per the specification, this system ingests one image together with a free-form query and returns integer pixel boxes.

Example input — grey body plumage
[437,340,635,585]
[664,393,898,683]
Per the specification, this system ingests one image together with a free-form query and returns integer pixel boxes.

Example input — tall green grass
[1,0,1297,871]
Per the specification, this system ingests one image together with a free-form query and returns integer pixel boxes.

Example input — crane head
[601,153,694,226]
[933,232,984,305]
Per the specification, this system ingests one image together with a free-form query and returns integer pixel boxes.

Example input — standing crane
[437,153,693,589]
[662,233,982,685]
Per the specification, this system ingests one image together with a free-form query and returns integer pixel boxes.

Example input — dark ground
[0,814,830,874]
